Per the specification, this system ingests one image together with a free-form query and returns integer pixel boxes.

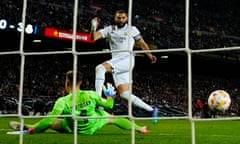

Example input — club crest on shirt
[124,32,128,36]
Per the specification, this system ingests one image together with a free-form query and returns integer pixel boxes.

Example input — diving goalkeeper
[8,70,149,135]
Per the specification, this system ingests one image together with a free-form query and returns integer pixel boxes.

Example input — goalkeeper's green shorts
[61,110,111,135]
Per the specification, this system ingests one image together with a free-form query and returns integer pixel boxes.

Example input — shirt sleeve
[132,26,142,41]
[97,98,114,109]
[99,26,111,39]
[91,91,114,109]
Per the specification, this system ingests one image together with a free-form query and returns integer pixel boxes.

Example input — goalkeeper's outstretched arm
[96,83,116,109]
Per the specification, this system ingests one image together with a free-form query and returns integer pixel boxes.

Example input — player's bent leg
[50,118,72,133]
[119,90,153,111]
[95,64,107,96]
[111,118,149,134]
[119,87,159,124]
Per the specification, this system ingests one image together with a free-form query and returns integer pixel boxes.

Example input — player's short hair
[66,70,83,86]
[115,10,128,16]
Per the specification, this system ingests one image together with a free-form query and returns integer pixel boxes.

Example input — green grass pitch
[0,117,240,144]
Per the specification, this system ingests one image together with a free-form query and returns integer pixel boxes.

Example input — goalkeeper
[8,70,149,135]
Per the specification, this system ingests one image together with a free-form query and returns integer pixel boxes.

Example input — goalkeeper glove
[91,17,99,31]
[102,83,116,97]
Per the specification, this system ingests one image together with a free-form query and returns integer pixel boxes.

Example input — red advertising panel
[44,27,93,43]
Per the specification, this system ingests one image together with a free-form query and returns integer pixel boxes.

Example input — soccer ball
[207,90,231,112]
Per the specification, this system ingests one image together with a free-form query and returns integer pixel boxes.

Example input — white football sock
[120,91,153,112]
[95,64,106,96]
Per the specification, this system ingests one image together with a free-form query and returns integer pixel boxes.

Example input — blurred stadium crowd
[1,0,240,49]
[1,0,240,117]
[1,54,240,117]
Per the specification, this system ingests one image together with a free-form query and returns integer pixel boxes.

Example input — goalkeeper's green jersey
[33,90,114,134]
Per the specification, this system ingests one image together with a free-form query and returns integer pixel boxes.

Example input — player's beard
[116,22,127,28]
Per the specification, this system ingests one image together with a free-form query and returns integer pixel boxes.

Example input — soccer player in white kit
[90,10,158,123]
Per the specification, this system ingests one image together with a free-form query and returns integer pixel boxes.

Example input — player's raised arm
[136,38,157,63]
[90,17,102,41]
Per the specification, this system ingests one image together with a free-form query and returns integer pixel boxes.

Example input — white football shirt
[99,24,141,57]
